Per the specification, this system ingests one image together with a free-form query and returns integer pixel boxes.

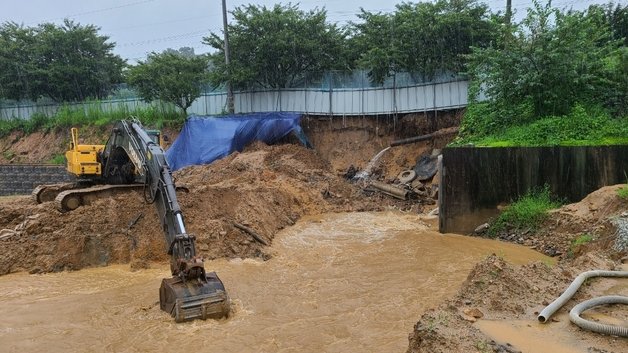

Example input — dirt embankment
[0,112,460,276]
[0,125,181,164]
[0,111,461,168]
[407,186,628,353]
[0,142,398,275]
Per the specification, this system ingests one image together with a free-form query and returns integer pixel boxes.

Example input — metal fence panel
[0,79,470,120]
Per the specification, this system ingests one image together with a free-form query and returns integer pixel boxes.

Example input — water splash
[353,146,391,180]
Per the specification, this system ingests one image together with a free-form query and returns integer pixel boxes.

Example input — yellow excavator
[33,120,230,322]
[32,125,164,209]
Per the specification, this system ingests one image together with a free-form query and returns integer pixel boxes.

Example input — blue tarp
[166,112,305,171]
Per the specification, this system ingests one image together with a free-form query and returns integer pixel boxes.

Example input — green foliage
[47,154,65,165]
[618,185,628,200]
[572,233,594,247]
[352,0,498,83]
[0,23,35,101]
[455,103,628,146]
[0,118,23,137]
[127,51,209,115]
[0,20,125,102]
[2,149,15,160]
[489,186,561,236]
[25,113,52,134]
[588,2,628,46]
[204,4,350,89]
[0,103,183,137]
[568,233,595,257]
[461,1,627,144]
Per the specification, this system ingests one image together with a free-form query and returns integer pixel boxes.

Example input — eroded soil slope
[0,143,386,275]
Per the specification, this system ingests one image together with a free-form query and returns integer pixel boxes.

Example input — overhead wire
[25,0,159,24]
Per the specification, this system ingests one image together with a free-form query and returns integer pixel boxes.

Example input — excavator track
[32,183,78,204]
[54,184,143,212]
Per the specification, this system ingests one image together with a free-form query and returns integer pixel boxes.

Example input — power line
[117,28,220,47]
[109,14,215,31]
[28,0,158,24]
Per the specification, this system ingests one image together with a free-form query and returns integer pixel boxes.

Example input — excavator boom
[35,120,230,322]
[106,120,230,321]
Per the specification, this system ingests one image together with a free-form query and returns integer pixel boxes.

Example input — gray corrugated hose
[569,295,628,337]
[538,270,628,336]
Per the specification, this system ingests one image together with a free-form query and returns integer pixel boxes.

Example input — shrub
[455,104,628,146]
[489,186,561,236]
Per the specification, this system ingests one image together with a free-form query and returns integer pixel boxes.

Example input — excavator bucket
[159,272,230,322]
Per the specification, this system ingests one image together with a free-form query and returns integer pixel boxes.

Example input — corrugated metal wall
[1,79,469,120]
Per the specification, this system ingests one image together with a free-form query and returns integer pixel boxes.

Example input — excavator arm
[100,120,230,322]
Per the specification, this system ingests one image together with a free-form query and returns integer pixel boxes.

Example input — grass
[453,103,628,147]
[0,101,185,138]
[568,233,595,258]
[489,186,561,236]
[572,233,594,247]
[47,154,66,165]
[2,150,15,160]
[618,185,628,200]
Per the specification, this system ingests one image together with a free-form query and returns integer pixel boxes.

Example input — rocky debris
[612,214,628,252]
[413,155,438,181]
[463,307,484,319]
[489,342,522,353]
[475,223,490,234]
[361,149,442,208]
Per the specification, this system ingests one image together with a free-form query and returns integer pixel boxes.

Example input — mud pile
[493,184,628,258]
[407,186,628,353]
[0,143,383,275]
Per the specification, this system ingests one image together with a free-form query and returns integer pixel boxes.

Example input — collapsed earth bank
[0,112,460,274]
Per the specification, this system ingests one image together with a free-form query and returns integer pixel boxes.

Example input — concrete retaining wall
[0,165,74,196]
[439,146,628,234]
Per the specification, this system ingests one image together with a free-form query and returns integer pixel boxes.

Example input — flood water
[0,211,550,353]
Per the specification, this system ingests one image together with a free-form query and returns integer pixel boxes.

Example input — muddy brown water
[0,211,550,353]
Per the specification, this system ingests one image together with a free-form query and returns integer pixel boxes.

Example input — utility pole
[503,0,513,46]
[505,0,512,27]
[222,0,234,114]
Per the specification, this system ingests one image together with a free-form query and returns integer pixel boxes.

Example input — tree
[0,23,36,101]
[204,4,350,89]
[126,51,209,115]
[467,1,623,121]
[0,20,125,102]
[163,46,197,58]
[351,0,497,83]
[586,2,627,46]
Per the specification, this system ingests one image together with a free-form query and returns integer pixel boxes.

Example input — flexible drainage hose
[569,295,628,337]
[538,270,628,336]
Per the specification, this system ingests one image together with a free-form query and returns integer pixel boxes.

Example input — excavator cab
[145,129,163,148]
[65,127,105,178]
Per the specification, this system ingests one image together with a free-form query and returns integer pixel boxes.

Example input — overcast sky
[0,0,614,63]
